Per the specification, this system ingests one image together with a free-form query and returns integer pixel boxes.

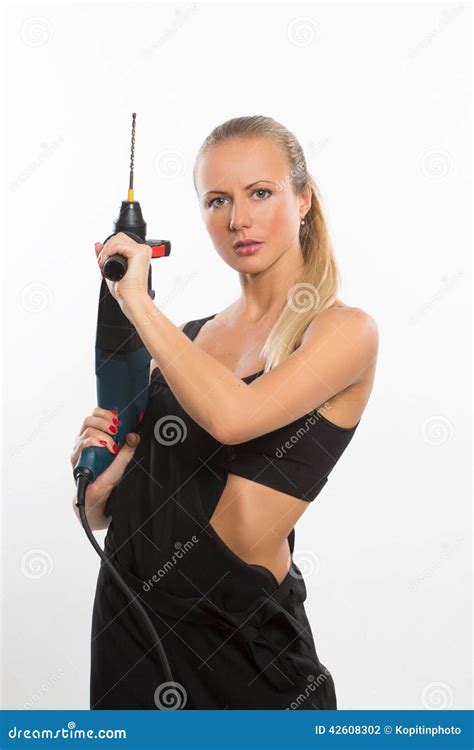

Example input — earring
[300,218,306,226]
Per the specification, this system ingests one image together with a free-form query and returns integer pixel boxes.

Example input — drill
[73,113,175,692]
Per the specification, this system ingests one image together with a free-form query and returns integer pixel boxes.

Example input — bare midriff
[208,472,311,585]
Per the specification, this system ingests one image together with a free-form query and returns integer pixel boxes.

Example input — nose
[229,196,252,231]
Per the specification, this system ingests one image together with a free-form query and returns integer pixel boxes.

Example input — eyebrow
[203,180,277,197]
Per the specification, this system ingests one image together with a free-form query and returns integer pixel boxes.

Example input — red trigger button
[151,244,165,258]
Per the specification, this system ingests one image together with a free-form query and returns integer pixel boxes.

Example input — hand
[95,232,151,307]
[70,406,141,510]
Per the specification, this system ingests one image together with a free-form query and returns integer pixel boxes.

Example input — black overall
[90,316,345,710]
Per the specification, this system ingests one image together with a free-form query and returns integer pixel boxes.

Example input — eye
[207,196,228,208]
[207,188,272,209]
[253,188,272,200]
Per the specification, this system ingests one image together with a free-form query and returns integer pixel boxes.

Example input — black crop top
[150,314,360,503]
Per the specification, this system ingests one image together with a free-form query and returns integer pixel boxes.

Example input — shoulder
[301,304,379,358]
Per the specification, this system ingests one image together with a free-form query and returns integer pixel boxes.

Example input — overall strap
[182,314,217,341]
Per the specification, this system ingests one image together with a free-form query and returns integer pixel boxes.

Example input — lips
[233,238,261,247]
[233,240,263,256]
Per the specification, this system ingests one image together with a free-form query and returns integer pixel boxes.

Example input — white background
[2,1,471,710]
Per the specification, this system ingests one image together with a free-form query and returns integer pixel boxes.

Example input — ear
[299,184,312,217]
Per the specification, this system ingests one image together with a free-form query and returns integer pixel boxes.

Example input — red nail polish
[99,440,107,445]
[112,444,119,454]
[109,424,117,433]
[112,418,119,426]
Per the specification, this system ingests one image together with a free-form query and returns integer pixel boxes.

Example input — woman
[71,115,378,710]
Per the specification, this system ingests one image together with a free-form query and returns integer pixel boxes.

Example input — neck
[235,240,305,323]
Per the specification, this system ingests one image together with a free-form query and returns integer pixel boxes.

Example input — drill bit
[128,112,136,202]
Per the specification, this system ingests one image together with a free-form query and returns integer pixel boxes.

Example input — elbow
[210,398,255,445]
[212,419,252,446]
[211,419,237,446]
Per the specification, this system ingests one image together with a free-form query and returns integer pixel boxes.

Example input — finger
[98,236,134,266]
[112,433,140,464]
[98,433,140,476]
[124,432,141,448]
[85,432,118,455]
[84,410,117,426]
[81,416,120,438]
[92,407,120,421]
[70,435,117,466]
[79,409,119,438]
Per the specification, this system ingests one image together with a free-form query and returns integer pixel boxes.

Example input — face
[194,137,311,270]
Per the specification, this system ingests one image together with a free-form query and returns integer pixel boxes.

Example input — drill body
[73,200,171,484]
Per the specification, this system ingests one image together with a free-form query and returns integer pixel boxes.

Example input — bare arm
[72,490,111,531]
[123,298,378,444]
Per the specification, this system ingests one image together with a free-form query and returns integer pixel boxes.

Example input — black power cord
[75,474,176,691]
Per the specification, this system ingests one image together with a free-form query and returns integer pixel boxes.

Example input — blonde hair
[193,115,342,372]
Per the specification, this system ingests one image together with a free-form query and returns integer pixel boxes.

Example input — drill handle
[101,231,171,282]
